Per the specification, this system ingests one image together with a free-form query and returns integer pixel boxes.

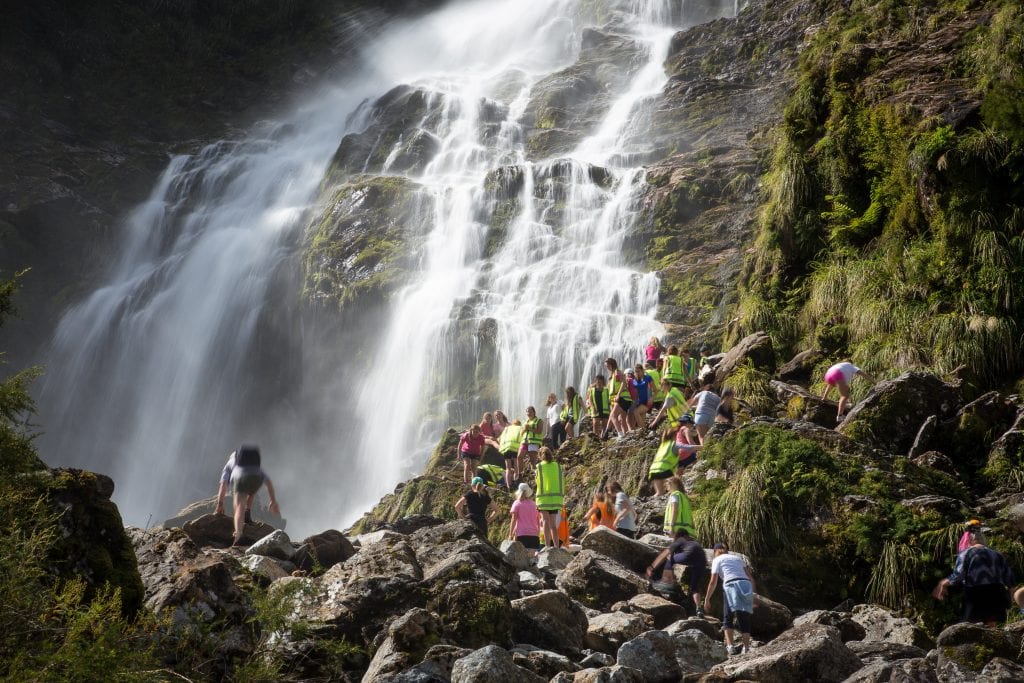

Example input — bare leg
[837,379,851,417]
[505,460,516,489]
[652,478,667,495]
[541,511,557,548]
[232,492,252,544]
[462,457,473,484]
[723,627,734,647]
[565,422,575,439]
[696,423,710,444]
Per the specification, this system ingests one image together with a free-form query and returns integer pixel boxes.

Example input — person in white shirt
[214,445,280,547]
[704,542,756,655]
[821,360,876,419]
[545,392,564,443]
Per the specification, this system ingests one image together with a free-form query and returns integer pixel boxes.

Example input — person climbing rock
[821,360,876,419]
[645,359,665,410]
[646,336,664,364]
[959,519,982,552]
[455,477,499,537]
[661,345,687,390]
[647,528,708,617]
[688,383,721,444]
[663,476,696,537]
[520,405,544,472]
[716,387,736,424]
[630,363,654,429]
[705,542,756,655]
[587,375,610,436]
[605,358,633,436]
[649,377,689,432]
[545,392,564,447]
[675,415,701,473]
[584,491,616,532]
[933,526,1014,626]
[559,386,584,443]
[649,425,681,496]
[535,446,565,549]
[498,418,524,489]
[458,424,486,484]
[215,445,280,547]
[606,480,637,539]
[509,483,541,556]
[475,463,506,488]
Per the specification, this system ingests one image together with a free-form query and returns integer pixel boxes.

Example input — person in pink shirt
[646,336,664,363]
[509,483,541,555]
[458,424,486,484]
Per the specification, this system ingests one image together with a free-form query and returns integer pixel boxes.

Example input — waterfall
[38,0,741,534]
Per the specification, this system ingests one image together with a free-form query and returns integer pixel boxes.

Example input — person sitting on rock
[688,382,721,444]
[584,491,616,532]
[535,447,565,549]
[475,463,506,489]
[509,483,541,556]
[215,444,280,547]
[821,360,876,419]
[607,481,637,539]
[455,477,500,538]
[704,542,756,656]
[933,527,1014,626]
[663,476,696,538]
[586,375,610,436]
[458,424,486,484]
[647,528,708,617]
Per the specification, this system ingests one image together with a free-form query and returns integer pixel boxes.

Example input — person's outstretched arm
[646,548,671,578]
[703,574,719,613]
[264,477,280,516]
[215,480,229,515]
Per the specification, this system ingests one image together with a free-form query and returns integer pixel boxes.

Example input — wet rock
[623,592,688,629]
[556,550,650,611]
[711,623,861,682]
[510,644,576,679]
[851,604,934,650]
[935,622,1018,673]
[713,331,776,385]
[585,611,650,655]
[842,657,937,682]
[450,644,546,683]
[500,540,532,570]
[846,640,927,663]
[793,610,867,643]
[772,380,838,428]
[510,589,589,657]
[245,529,294,561]
[362,607,441,682]
[294,529,356,573]
[778,348,823,384]
[838,372,959,455]
[551,665,646,683]
[580,526,660,574]
[752,593,793,641]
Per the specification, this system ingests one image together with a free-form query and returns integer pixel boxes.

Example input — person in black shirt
[455,477,500,538]
[646,529,709,617]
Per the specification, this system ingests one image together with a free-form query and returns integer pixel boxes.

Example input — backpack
[236,445,261,468]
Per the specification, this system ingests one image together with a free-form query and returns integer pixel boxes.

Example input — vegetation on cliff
[733,0,1024,390]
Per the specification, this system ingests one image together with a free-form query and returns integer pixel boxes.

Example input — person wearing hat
[958,519,982,553]
[646,528,708,617]
[705,542,756,655]
[933,525,1014,626]
[509,483,541,555]
[455,476,500,538]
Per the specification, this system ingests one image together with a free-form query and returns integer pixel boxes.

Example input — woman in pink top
[458,425,486,484]
[479,412,495,439]
[509,483,541,554]
[645,336,664,363]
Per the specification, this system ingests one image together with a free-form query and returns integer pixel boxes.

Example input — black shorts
[616,397,632,411]
[460,451,480,460]
[502,451,517,463]
[685,565,708,596]
[517,535,541,549]
[563,417,577,426]
[652,401,664,410]
[649,470,673,481]
[591,411,609,419]
[678,452,697,469]
[617,528,636,539]
[963,584,1010,623]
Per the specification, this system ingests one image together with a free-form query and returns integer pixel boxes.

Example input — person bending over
[215,445,280,547]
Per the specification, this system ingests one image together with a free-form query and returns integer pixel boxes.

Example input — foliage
[722,361,775,415]
[732,0,1024,388]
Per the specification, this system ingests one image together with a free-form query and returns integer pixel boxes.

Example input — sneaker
[726,644,741,656]
[695,607,705,619]
[652,580,676,592]
[741,646,750,655]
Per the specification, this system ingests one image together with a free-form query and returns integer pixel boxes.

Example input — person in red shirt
[458,424,486,484]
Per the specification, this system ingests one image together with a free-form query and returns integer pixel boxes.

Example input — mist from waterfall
[38,0,742,535]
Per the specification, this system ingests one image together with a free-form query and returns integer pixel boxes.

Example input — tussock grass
[696,465,787,557]
[866,541,920,609]
[723,361,776,416]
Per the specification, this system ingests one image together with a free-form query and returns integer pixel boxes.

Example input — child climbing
[821,360,876,419]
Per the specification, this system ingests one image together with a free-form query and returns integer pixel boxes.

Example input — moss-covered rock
[433,582,513,649]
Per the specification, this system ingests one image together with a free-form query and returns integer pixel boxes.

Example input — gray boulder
[509,644,575,679]
[450,645,546,683]
[846,640,926,663]
[294,529,356,573]
[537,546,574,571]
[616,628,727,679]
[556,550,650,610]
[585,612,649,655]
[771,380,839,428]
[361,608,440,682]
[711,623,862,682]
[637,533,671,548]
[510,590,589,657]
[240,554,290,583]
[580,527,660,574]
[245,529,294,561]
[550,665,646,682]
[980,657,1024,682]
[752,593,794,640]
[794,610,867,643]
[842,657,937,682]
[622,593,687,629]
[518,570,545,590]
[935,622,1018,674]
[714,331,776,384]
[778,348,823,384]
[851,604,934,650]
[182,512,275,548]
[500,540,532,570]
[345,537,422,582]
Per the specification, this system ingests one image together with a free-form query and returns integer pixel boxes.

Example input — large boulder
[751,593,793,640]
[510,590,589,657]
[128,526,200,614]
[772,380,838,428]
[778,348,824,384]
[585,612,649,655]
[711,623,862,682]
[550,666,645,682]
[838,373,959,454]
[850,604,934,650]
[580,527,660,574]
[615,628,726,680]
[245,529,294,561]
[714,331,776,384]
[846,640,927,663]
[934,622,1019,674]
[794,610,867,643]
[556,550,650,610]
[435,581,513,649]
[622,593,687,629]
[362,607,441,682]
[450,645,546,683]
[410,520,513,587]
[345,537,423,582]
[537,546,574,571]
[842,657,936,682]
[163,495,285,530]
[182,512,276,549]
[509,645,576,679]
[983,410,1024,484]
[499,540,532,570]
[293,529,356,573]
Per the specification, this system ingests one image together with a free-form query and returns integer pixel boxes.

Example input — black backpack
[235,445,261,468]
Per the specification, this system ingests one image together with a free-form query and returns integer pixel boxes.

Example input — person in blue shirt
[629,364,654,430]
[933,528,1014,626]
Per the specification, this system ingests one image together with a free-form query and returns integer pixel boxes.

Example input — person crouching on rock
[535,446,565,549]
[215,444,280,547]
[933,526,1014,626]
[455,477,500,538]
[647,528,708,618]
[821,359,876,419]
[705,542,756,656]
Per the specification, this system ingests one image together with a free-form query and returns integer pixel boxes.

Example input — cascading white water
[39,0,742,533]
